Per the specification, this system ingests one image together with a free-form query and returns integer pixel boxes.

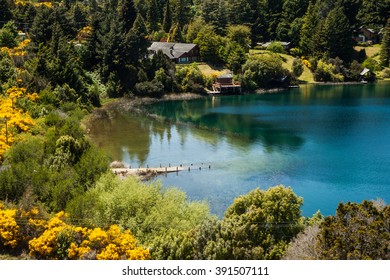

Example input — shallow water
[88,82,390,217]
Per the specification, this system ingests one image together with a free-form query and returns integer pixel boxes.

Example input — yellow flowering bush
[0,203,20,248]
[0,39,31,57]
[301,57,312,69]
[68,225,150,260]
[0,86,37,160]
[28,211,70,259]
[1,205,149,260]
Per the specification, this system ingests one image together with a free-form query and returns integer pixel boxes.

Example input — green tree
[357,0,390,28]
[199,0,228,35]
[173,0,192,27]
[30,6,55,45]
[224,42,247,74]
[118,0,137,33]
[317,201,390,260]
[162,0,172,32]
[151,185,304,260]
[227,25,251,51]
[380,18,390,67]
[299,1,319,56]
[241,53,288,89]
[318,7,353,61]
[193,24,222,63]
[0,20,17,48]
[147,0,159,32]
[292,58,304,78]
[0,0,13,27]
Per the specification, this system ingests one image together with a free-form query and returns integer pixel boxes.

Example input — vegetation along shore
[1,0,390,260]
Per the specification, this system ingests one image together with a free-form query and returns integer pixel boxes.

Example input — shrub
[266,42,286,54]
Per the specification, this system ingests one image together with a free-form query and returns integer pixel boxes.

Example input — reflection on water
[88,82,390,217]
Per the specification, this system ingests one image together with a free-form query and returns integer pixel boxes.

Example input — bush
[240,53,288,89]
[135,80,164,97]
[362,57,381,72]
[382,68,390,78]
[266,42,286,54]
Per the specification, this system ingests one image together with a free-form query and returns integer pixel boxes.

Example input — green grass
[249,49,315,83]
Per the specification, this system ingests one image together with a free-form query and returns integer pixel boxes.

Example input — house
[211,73,241,94]
[257,41,291,51]
[148,42,200,63]
[353,27,379,44]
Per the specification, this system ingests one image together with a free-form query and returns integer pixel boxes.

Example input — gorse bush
[0,204,149,260]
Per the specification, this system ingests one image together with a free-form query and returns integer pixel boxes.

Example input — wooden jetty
[111,164,210,180]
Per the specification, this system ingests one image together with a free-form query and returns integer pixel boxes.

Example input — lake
[88,82,390,217]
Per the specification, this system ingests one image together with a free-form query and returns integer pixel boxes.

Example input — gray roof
[258,41,291,47]
[218,73,233,79]
[360,68,370,76]
[148,42,197,59]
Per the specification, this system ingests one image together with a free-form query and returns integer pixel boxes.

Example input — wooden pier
[112,164,210,180]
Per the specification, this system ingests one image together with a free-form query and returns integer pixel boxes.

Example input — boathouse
[148,42,200,63]
[212,73,241,94]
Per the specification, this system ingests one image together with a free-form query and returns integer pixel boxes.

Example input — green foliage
[240,53,288,89]
[135,80,164,96]
[0,0,13,26]
[175,63,206,93]
[266,41,286,54]
[162,0,172,33]
[380,19,390,67]
[227,25,251,51]
[292,58,304,78]
[223,42,247,74]
[313,59,344,82]
[0,21,18,48]
[0,52,15,85]
[362,57,381,72]
[66,173,210,244]
[193,24,222,63]
[151,185,304,260]
[317,201,390,260]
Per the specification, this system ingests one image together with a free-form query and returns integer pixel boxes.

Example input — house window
[179,57,188,63]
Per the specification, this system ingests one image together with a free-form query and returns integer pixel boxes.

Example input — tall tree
[162,0,172,32]
[380,18,390,67]
[173,0,192,27]
[0,0,13,27]
[299,1,319,56]
[319,7,353,60]
[147,0,160,32]
[118,0,137,33]
[357,0,390,28]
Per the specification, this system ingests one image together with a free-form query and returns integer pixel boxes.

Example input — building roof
[148,42,197,59]
[217,73,233,79]
[360,68,370,76]
[257,41,291,48]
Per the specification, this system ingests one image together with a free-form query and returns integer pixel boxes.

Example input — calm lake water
[88,82,390,217]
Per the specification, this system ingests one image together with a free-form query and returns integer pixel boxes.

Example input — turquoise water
[88,82,390,217]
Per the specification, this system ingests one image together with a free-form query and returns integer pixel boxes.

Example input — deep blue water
[89,82,390,217]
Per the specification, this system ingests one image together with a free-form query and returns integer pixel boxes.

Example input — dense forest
[1,0,390,260]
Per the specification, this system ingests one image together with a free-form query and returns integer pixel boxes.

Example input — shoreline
[86,80,384,123]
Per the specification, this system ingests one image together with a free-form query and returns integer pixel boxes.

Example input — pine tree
[147,0,159,32]
[380,18,390,67]
[118,0,137,34]
[162,0,172,33]
[320,7,353,60]
[299,2,319,56]
[0,0,13,27]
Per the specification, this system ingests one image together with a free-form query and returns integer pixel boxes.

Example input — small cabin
[353,27,379,44]
[212,73,241,94]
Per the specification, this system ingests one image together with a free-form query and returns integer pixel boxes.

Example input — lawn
[249,49,315,83]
